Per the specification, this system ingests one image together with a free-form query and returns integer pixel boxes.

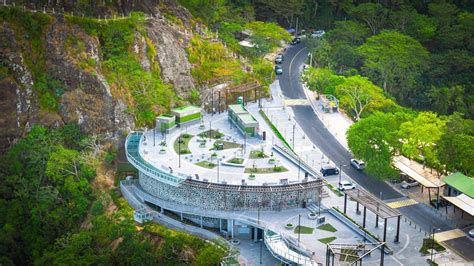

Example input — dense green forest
[1,0,473,264]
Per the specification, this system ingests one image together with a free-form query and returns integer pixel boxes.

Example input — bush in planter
[160,141,166,146]
[211,152,218,157]
[181,133,192,138]
[248,173,256,180]
[273,166,283,172]
[268,158,275,164]
[285,223,294,229]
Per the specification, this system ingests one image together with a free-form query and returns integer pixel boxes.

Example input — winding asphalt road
[278,43,453,232]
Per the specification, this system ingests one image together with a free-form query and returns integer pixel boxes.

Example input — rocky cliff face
[0,4,197,150]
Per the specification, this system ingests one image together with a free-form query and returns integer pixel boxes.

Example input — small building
[156,114,176,133]
[441,172,474,218]
[228,103,259,136]
[171,105,202,125]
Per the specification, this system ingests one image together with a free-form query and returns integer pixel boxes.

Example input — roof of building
[443,172,474,198]
[171,105,201,114]
[393,156,444,188]
[228,104,247,114]
[239,114,257,124]
[441,194,474,216]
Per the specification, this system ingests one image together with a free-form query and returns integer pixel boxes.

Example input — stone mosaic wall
[139,172,322,211]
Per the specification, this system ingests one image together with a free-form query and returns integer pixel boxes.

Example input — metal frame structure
[343,189,402,243]
[326,242,386,266]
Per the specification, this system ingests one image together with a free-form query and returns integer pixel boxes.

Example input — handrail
[125,132,187,187]
[121,180,315,265]
[273,144,320,178]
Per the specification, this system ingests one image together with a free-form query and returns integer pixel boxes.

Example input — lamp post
[298,156,301,180]
[259,238,263,265]
[430,228,440,264]
[338,164,343,186]
[178,134,182,168]
[217,158,220,183]
[297,214,301,247]
[292,123,296,150]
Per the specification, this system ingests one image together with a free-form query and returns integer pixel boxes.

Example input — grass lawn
[228,157,244,164]
[318,236,336,244]
[249,150,269,159]
[173,134,193,154]
[294,226,314,234]
[198,130,224,139]
[339,248,358,262]
[419,238,446,255]
[214,140,241,150]
[317,223,337,233]
[244,166,288,174]
[195,161,217,169]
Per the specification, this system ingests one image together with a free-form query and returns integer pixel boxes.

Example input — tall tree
[347,112,413,179]
[357,31,429,104]
[348,3,388,35]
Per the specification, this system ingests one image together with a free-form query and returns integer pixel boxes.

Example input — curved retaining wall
[139,172,323,211]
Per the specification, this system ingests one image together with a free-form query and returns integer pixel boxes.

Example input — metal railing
[264,230,314,265]
[125,132,187,187]
[121,180,315,265]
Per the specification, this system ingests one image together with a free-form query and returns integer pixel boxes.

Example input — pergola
[326,242,386,266]
[343,189,402,243]
[208,80,263,113]
[393,156,445,208]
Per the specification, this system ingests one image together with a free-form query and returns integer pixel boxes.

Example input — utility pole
[153,119,156,147]
[178,134,181,168]
[217,158,220,183]
[295,17,299,37]
[298,156,301,180]
[298,214,301,246]
[292,123,296,150]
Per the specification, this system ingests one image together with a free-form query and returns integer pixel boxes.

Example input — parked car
[350,159,365,170]
[320,165,339,176]
[275,65,283,75]
[400,180,420,189]
[338,180,356,191]
[290,37,301,45]
[275,54,284,64]
[468,229,474,238]
[310,30,325,38]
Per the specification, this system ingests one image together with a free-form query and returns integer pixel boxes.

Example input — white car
[350,159,365,170]
[310,30,325,38]
[338,180,356,191]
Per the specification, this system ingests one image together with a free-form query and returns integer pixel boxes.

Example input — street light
[430,228,440,264]
[217,158,220,183]
[259,238,263,265]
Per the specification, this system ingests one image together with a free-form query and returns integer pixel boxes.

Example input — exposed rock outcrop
[146,18,195,97]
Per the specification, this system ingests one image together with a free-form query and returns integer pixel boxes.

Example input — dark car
[275,54,283,64]
[290,37,301,45]
[320,165,340,176]
[275,65,283,75]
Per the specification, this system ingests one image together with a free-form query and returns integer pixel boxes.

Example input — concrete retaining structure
[139,171,322,211]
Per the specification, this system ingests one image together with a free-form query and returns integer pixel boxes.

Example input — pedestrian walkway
[434,229,466,242]
[387,199,418,209]
[284,99,309,106]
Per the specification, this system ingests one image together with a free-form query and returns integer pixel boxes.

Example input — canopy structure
[441,194,474,217]
[393,156,444,188]
[345,189,401,219]
[443,172,474,198]
[342,189,402,244]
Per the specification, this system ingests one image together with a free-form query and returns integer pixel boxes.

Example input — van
[320,165,339,176]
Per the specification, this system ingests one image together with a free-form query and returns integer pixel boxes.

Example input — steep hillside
[0,6,198,149]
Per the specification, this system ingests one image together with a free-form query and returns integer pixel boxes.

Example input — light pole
[178,134,182,168]
[338,164,343,186]
[209,120,212,141]
[298,156,301,180]
[259,238,263,264]
[430,228,440,264]
[297,214,301,246]
[292,123,296,150]
[217,158,220,183]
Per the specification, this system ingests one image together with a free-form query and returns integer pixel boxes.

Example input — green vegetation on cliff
[66,12,176,126]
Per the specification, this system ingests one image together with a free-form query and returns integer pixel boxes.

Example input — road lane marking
[284,99,309,106]
[386,199,418,209]
[288,46,308,98]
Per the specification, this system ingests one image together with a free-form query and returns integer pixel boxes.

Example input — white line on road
[288,46,308,96]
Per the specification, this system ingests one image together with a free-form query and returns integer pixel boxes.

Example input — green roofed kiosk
[156,114,176,133]
[228,97,259,136]
[171,105,202,126]
[441,172,474,218]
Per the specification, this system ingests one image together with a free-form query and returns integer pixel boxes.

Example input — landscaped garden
[195,160,217,169]
[228,157,244,164]
[419,238,445,255]
[244,165,287,174]
[173,133,193,154]
[318,236,337,244]
[198,129,224,139]
[213,140,241,150]
[293,225,314,234]
[317,223,337,233]
[249,150,269,159]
